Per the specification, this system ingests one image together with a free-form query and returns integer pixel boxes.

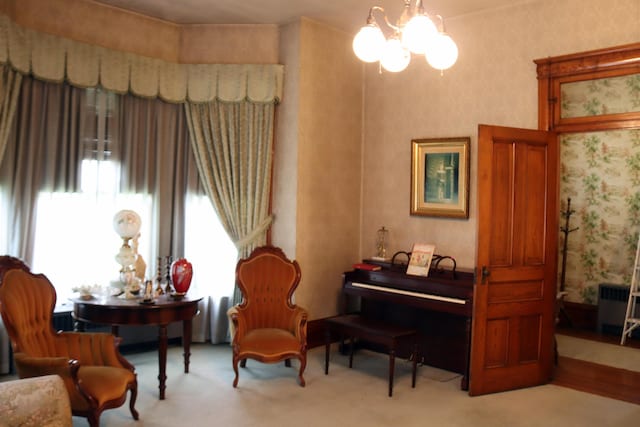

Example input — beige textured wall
[361,0,640,270]
[272,21,301,259]
[180,24,278,64]
[4,0,278,63]
[274,18,363,319]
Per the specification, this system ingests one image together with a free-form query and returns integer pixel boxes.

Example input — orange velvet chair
[229,246,308,387]
[0,260,139,427]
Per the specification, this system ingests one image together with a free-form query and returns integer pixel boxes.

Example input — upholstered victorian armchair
[0,258,138,427]
[229,246,308,387]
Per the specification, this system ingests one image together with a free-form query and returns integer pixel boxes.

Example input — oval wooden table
[72,294,202,400]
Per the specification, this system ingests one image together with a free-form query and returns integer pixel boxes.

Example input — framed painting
[410,137,470,218]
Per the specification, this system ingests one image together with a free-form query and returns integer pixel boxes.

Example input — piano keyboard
[351,282,467,305]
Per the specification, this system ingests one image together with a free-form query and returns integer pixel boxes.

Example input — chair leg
[298,354,307,387]
[240,358,247,368]
[232,357,240,388]
[87,411,100,427]
[129,385,139,420]
[285,359,292,367]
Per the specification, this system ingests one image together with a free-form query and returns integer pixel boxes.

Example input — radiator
[597,283,640,338]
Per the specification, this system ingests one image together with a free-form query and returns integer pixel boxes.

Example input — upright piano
[341,261,475,390]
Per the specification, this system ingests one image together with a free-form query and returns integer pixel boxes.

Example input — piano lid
[344,264,474,301]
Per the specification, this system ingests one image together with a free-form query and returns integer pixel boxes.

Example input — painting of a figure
[410,137,469,218]
[424,153,459,204]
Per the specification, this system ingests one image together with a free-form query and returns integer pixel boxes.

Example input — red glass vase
[171,258,193,294]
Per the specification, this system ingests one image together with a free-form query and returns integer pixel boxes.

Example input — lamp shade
[380,38,410,72]
[353,24,386,63]
[402,14,437,55]
[113,210,141,240]
[425,32,459,71]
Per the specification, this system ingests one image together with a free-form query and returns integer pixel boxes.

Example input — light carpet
[70,343,640,427]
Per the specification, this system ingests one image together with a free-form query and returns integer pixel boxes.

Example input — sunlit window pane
[184,194,237,300]
[81,159,119,194]
[32,190,152,306]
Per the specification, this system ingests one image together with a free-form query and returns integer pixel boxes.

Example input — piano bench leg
[349,337,355,368]
[411,343,418,388]
[324,341,330,375]
[388,347,396,397]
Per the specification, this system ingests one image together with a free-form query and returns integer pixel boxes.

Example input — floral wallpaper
[561,73,640,118]
[559,74,640,304]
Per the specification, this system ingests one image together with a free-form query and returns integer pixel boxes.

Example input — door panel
[470,124,558,396]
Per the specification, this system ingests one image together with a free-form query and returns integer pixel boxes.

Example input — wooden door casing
[470,124,558,396]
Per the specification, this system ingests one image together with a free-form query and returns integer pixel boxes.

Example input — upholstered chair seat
[0,259,138,427]
[229,246,308,387]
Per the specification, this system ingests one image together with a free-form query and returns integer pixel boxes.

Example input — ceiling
[93,0,518,33]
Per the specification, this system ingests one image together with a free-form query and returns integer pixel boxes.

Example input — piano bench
[324,314,418,397]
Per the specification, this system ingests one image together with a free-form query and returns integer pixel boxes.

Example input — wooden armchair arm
[291,306,308,341]
[228,305,246,343]
[56,331,134,371]
[13,352,76,379]
[14,353,102,411]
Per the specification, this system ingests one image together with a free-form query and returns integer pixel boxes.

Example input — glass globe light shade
[113,209,142,240]
[425,33,458,71]
[380,38,410,73]
[353,24,386,63]
[402,14,437,54]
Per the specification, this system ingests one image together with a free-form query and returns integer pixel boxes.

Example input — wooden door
[469,124,558,396]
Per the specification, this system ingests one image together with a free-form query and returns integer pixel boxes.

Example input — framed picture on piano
[410,137,470,218]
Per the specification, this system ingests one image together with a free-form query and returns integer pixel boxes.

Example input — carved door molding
[535,42,640,132]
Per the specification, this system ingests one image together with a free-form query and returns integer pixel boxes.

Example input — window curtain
[0,75,85,374]
[0,75,86,262]
[0,65,22,164]
[0,65,22,374]
[185,100,275,306]
[0,13,283,363]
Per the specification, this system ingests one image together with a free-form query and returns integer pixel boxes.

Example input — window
[26,88,236,306]
[184,194,236,302]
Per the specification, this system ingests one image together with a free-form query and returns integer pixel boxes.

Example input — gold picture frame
[410,137,470,218]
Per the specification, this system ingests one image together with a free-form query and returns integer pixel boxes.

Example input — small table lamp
[113,210,142,297]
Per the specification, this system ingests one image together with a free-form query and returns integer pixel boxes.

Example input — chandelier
[352,0,458,73]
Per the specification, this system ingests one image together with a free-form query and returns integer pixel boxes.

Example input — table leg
[182,319,193,374]
[158,324,168,400]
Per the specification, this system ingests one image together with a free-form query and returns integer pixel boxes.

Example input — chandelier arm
[433,14,446,32]
[367,6,400,32]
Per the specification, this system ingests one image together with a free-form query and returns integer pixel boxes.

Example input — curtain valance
[0,15,283,103]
